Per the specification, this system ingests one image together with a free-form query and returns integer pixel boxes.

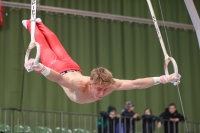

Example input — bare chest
[61,87,97,104]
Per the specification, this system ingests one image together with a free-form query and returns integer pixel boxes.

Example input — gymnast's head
[89,67,116,100]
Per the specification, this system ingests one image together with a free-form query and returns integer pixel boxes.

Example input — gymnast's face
[89,83,109,100]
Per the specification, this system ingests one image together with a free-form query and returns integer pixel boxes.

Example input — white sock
[36,18,42,23]
[22,20,27,29]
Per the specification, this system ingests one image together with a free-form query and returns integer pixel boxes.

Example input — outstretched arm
[114,74,180,90]
[24,59,71,87]
[114,77,154,90]
[44,69,68,85]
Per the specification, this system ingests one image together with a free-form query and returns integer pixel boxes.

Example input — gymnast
[22,18,181,104]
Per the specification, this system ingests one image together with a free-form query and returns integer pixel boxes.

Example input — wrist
[41,67,50,76]
[35,64,50,76]
[153,75,169,85]
[153,77,161,85]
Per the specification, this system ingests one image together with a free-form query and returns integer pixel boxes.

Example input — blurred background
[0,0,200,122]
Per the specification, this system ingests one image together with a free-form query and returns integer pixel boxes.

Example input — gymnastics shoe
[36,18,42,23]
[22,20,27,29]
[22,18,41,29]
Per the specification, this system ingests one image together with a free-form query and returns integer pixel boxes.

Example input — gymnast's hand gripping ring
[147,0,179,85]
[24,41,40,72]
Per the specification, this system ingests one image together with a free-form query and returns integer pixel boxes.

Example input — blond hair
[90,67,116,86]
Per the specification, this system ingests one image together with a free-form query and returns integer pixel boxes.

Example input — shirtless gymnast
[22,18,181,104]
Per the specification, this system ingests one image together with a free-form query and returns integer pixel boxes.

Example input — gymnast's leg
[36,19,70,60]
[22,20,58,68]
[35,18,81,73]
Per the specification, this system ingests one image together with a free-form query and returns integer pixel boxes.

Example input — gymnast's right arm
[24,59,68,87]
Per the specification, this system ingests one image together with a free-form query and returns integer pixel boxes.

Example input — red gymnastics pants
[26,20,82,73]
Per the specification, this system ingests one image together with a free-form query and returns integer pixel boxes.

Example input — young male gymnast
[22,18,181,104]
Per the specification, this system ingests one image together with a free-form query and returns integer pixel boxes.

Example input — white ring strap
[31,0,36,42]
[146,0,179,78]
[24,0,40,71]
[147,0,189,132]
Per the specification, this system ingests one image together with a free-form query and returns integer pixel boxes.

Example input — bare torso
[60,72,114,104]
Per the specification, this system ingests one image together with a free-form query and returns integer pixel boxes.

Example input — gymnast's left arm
[114,78,155,90]
[114,74,181,90]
